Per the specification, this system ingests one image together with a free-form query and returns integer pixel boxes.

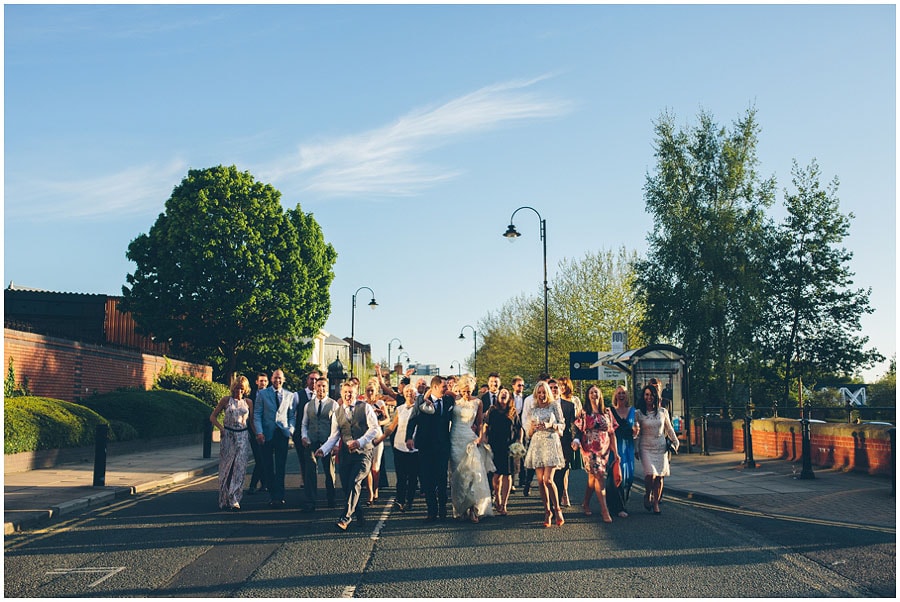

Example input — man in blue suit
[253,369,295,507]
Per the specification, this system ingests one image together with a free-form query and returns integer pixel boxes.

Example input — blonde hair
[231,375,250,398]
[532,380,555,407]
[557,376,574,400]
[454,373,476,395]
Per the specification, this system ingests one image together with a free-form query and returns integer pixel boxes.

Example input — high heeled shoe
[555,508,565,527]
[543,510,552,528]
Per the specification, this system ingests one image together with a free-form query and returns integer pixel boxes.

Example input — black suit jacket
[406,394,455,455]
[480,391,497,413]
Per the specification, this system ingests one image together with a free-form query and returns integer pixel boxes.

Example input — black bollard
[799,400,815,479]
[203,420,213,459]
[93,423,108,486]
[742,403,757,469]
[701,414,709,456]
[889,428,895,497]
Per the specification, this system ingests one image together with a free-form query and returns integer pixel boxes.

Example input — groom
[406,375,455,521]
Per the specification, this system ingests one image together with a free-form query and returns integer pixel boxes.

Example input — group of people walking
[208,367,680,531]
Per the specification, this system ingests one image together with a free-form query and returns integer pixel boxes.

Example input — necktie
[316,400,322,418]
[491,393,496,405]
[435,397,442,415]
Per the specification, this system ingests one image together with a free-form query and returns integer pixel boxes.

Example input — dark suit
[293,387,315,487]
[406,393,455,518]
[553,398,577,506]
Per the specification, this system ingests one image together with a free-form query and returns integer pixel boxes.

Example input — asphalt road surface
[4,453,893,598]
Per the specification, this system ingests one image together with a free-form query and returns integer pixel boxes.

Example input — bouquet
[508,441,527,459]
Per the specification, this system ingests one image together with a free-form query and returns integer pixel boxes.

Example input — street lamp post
[388,337,403,386]
[449,361,462,376]
[397,351,411,373]
[458,325,477,377]
[503,206,549,375]
[350,286,378,378]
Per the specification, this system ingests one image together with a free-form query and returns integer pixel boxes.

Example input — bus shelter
[593,344,691,450]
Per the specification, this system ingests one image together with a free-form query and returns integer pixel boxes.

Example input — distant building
[409,362,441,376]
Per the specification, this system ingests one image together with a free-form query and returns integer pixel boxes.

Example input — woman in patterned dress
[635,384,679,514]
[210,375,252,511]
[523,380,566,527]
[573,385,619,523]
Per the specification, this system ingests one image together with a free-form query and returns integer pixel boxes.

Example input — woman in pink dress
[573,385,619,523]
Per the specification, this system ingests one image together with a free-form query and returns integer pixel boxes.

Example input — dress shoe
[336,517,351,531]
[269,499,285,508]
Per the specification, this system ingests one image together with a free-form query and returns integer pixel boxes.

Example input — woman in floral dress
[573,385,619,523]
[210,375,252,511]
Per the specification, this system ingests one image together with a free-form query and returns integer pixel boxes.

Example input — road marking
[670,496,895,534]
[340,585,356,598]
[46,566,125,587]
[369,496,395,541]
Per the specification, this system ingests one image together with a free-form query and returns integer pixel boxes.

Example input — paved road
[4,454,889,598]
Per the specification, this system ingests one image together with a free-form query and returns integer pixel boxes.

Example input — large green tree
[122,165,337,383]
[634,108,776,408]
[761,159,882,403]
[475,247,645,384]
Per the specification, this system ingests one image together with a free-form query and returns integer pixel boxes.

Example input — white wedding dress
[449,397,495,518]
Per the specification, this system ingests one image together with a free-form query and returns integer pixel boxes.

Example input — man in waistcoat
[299,376,337,512]
[293,370,321,489]
[316,381,379,531]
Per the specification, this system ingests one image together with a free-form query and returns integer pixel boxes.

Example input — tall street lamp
[388,338,403,386]
[458,324,477,377]
[449,361,463,376]
[503,206,549,375]
[350,286,378,378]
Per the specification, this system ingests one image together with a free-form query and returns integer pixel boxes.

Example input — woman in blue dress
[606,385,636,518]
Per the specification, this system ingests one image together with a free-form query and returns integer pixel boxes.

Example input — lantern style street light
[350,286,377,378]
[503,206,549,374]
[458,324,477,377]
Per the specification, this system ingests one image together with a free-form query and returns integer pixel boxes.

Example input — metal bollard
[742,411,757,469]
[203,420,213,459]
[889,428,895,497]
[799,400,815,479]
[93,423,108,487]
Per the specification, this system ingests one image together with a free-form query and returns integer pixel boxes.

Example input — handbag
[609,455,623,488]
[666,437,679,455]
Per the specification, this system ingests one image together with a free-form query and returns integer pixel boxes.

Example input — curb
[4,461,219,535]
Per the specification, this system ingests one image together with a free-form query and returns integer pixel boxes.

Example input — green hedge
[154,372,229,408]
[4,397,111,454]
[80,389,211,439]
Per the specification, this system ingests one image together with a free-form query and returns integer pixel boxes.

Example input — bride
[449,374,495,522]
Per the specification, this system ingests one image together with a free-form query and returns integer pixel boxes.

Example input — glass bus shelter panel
[632,359,685,427]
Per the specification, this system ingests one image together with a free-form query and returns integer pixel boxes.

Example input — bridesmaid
[210,375,252,511]
[483,387,521,516]
[606,385,636,518]
[572,385,618,523]
[523,381,566,527]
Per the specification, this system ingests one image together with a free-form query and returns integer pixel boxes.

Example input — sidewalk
[4,442,221,535]
[4,443,895,535]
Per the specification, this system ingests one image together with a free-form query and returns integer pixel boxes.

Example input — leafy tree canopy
[122,165,337,383]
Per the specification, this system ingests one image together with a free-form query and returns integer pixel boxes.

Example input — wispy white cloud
[7,76,571,222]
[260,75,573,198]
[6,160,188,222]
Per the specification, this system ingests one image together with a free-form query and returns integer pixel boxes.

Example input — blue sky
[4,3,896,383]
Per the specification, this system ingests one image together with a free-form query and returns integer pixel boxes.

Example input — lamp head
[503,224,521,241]
[368,297,378,309]
[458,333,465,340]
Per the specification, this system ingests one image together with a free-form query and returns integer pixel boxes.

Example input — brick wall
[697,417,894,476]
[4,328,212,402]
